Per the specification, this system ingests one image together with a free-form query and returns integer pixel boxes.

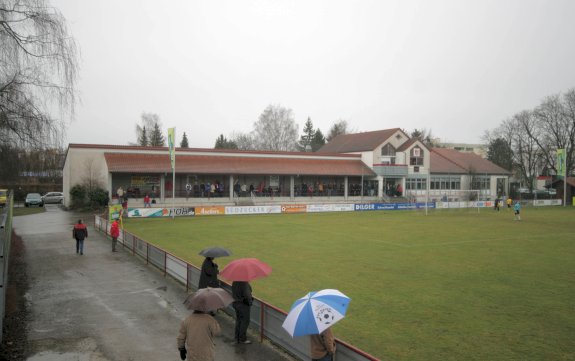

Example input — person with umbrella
[198,257,220,290]
[220,257,272,345]
[231,280,253,344]
[311,328,336,361]
[282,289,350,361]
[177,287,232,360]
[197,247,231,290]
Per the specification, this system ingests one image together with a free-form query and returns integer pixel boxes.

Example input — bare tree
[81,157,105,192]
[531,94,571,175]
[252,104,299,151]
[410,128,439,147]
[326,119,350,141]
[0,0,79,148]
[511,111,543,191]
[230,131,255,150]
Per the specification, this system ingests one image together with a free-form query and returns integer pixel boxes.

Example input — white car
[42,192,64,204]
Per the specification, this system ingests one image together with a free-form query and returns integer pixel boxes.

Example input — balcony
[372,164,409,176]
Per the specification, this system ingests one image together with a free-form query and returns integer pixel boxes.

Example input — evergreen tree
[138,126,148,146]
[180,132,189,148]
[311,129,326,151]
[214,134,238,149]
[149,123,165,146]
[298,117,315,151]
[487,137,514,171]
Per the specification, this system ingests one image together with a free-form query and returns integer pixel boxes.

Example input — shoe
[80,252,83,255]
[240,340,252,344]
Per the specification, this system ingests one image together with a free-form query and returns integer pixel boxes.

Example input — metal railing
[94,215,380,361]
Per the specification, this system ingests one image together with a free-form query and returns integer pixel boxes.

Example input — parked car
[548,188,557,196]
[42,192,64,204]
[25,193,44,207]
[518,187,530,194]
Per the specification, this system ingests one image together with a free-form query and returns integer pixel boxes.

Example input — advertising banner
[225,205,282,215]
[168,127,176,170]
[557,149,565,177]
[109,204,123,221]
[128,207,195,218]
[355,202,436,211]
[131,175,160,186]
[195,206,226,216]
[307,204,355,213]
[281,204,307,213]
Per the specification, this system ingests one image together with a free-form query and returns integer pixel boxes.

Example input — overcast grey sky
[53,0,575,148]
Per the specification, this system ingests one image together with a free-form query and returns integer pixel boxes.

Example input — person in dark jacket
[72,219,88,255]
[231,281,253,344]
[198,257,220,289]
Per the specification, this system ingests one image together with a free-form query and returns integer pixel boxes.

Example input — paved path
[14,206,296,361]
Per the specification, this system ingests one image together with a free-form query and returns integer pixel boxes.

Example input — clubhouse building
[62,128,511,207]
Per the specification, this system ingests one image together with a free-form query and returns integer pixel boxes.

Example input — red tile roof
[104,153,375,177]
[431,148,511,174]
[317,128,406,153]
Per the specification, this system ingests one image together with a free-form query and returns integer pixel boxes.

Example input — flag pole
[564,147,567,207]
[168,128,176,219]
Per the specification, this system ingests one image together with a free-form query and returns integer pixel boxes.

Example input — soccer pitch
[124,207,575,361]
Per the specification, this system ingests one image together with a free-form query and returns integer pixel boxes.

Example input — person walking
[110,219,120,252]
[310,328,336,361]
[231,281,253,344]
[198,257,220,289]
[514,201,521,221]
[176,310,221,361]
[72,219,88,255]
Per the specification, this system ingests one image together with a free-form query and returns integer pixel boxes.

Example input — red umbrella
[220,258,272,281]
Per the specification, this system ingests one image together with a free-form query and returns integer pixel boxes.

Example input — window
[381,144,396,156]
[406,177,427,190]
[430,176,461,190]
[380,144,396,165]
[410,147,424,166]
[471,176,490,190]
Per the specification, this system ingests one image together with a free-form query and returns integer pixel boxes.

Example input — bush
[70,185,108,209]
[88,187,108,207]
[69,184,87,208]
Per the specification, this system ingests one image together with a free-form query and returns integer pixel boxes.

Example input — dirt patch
[0,233,29,361]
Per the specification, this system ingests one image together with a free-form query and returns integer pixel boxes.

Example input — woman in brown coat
[176,311,221,361]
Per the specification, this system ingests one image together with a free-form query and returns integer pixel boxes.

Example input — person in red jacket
[72,219,88,255]
[110,219,120,252]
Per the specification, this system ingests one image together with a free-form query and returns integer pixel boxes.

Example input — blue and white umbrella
[282,289,351,337]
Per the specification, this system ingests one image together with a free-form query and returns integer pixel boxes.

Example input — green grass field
[124,207,575,361]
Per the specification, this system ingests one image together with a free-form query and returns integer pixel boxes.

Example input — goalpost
[438,190,482,213]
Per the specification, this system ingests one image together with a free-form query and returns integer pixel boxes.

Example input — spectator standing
[176,310,221,361]
[72,219,88,255]
[185,182,192,200]
[198,257,220,289]
[110,219,120,252]
[310,328,336,361]
[231,281,253,344]
[144,194,151,208]
[117,186,124,202]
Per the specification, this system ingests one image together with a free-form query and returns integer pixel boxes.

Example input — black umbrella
[198,246,232,258]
